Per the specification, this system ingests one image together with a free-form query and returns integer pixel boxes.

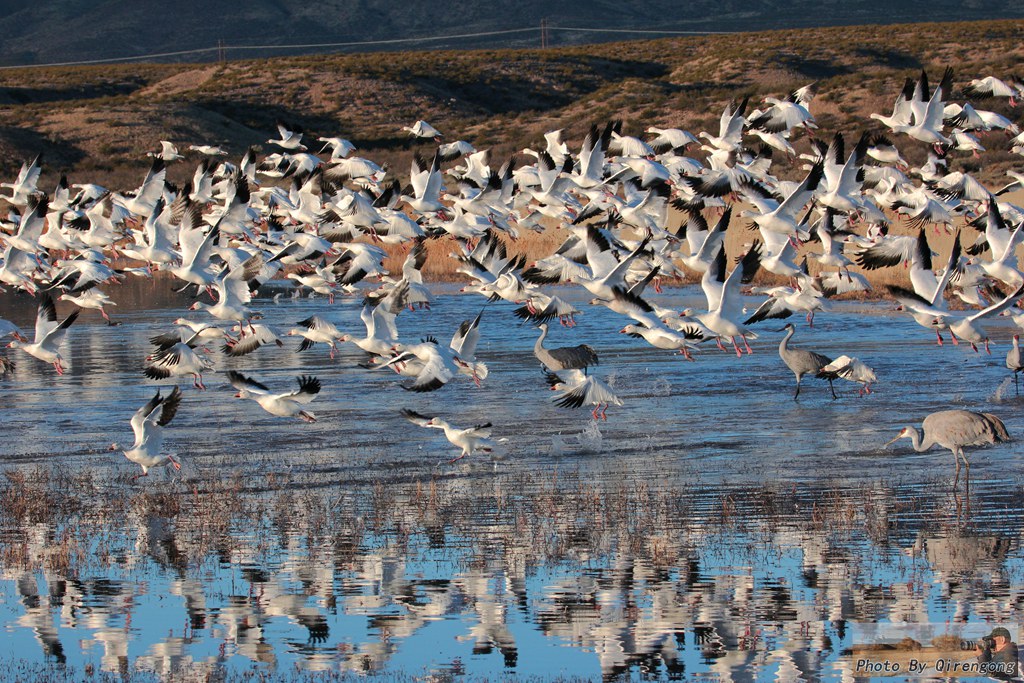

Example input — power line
[0,46,222,70]
[555,25,737,35]
[0,24,735,70]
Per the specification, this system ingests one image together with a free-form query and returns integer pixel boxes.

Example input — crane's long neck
[905,426,934,452]
[779,327,795,354]
[534,326,548,355]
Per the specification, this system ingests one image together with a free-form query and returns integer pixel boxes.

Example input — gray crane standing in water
[886,410,1010,485]
[534,323,600,374]
[777,323,834,399]
[1007,334,1023,395]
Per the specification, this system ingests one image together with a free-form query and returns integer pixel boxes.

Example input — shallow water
[1,281,1022,681]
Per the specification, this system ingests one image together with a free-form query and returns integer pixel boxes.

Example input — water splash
[576,420,603,452]
[991,376,1015,403]
[652,376,672,397]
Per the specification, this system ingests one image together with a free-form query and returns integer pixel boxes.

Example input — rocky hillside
[1,1,1020,66]
[0,19,1022,190]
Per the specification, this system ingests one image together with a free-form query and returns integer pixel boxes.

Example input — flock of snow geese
[2,66,1024,477]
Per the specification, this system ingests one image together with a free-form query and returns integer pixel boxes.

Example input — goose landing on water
[401,409,494,463]
[110,386,183,481]
[7,294,79,375]
[545,369,622,420]
[227,370,321,422]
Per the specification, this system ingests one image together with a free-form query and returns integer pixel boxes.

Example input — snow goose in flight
[147,141,183,162]
[675,206,732,274]
[117,157,167,219]
[694,243,757,357]
[804,208,854,276]
[892,67,954,147]
[449,311,488,385]
[227,371,321,422]
[962,75,1022,105]
[317,136,356,160]
[286,266,338,303]
[59,287,116,324]
[871,76,917,132]
[268,120,306,151]
[117,196,178,269]
[1,155,41,207]
[189,253,263,328]
[0,318,24,374]
[944,102,1019,135]
[169,202,221,293]
[400,149,446,216]
[743,274,827,328]
[0,241,42,294]
[153,318,226,348]
[221,323,283,357]
[439,139,476,161]
[0,317,26,343]
[741,161,823,239]
[968,199,1024,289]
[609,130,655,157]
[620,323,699,360]
[946,283,1024,354]
[402,120,443,141]
[544,369,623,420]
[380,337,460,392]
[816,132,869,216]
[571,228,651,301]
[522,150,578,218]
[188,144,229,156]
[817,355,877,396]
[747,83,818,137]
[329,242,389,287]
[143,330,214,389]
[111,386,183,480]
[882,230,961,345]
[7,294,79,375]
[699,97,748,152]
[400,409,493,463]
[3,194,48,256]
[864,132,907,169]
[645,126,699,153]
[288,315,345,359]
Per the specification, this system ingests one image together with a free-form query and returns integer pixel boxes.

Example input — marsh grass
[0,459,930,577]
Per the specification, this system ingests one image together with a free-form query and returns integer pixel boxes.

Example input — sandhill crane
[534,323,599,374]
[111,386,183,480]
[886,410,1010,484]
[1007,335,1023,394]
[778,323,834,399]
[401,409,493,463]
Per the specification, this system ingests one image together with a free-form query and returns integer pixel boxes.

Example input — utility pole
[540,18,547,49]
[218,39,225,63]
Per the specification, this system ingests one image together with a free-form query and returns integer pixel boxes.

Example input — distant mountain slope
[0,1,1021,66]
[0,19,1022,189]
